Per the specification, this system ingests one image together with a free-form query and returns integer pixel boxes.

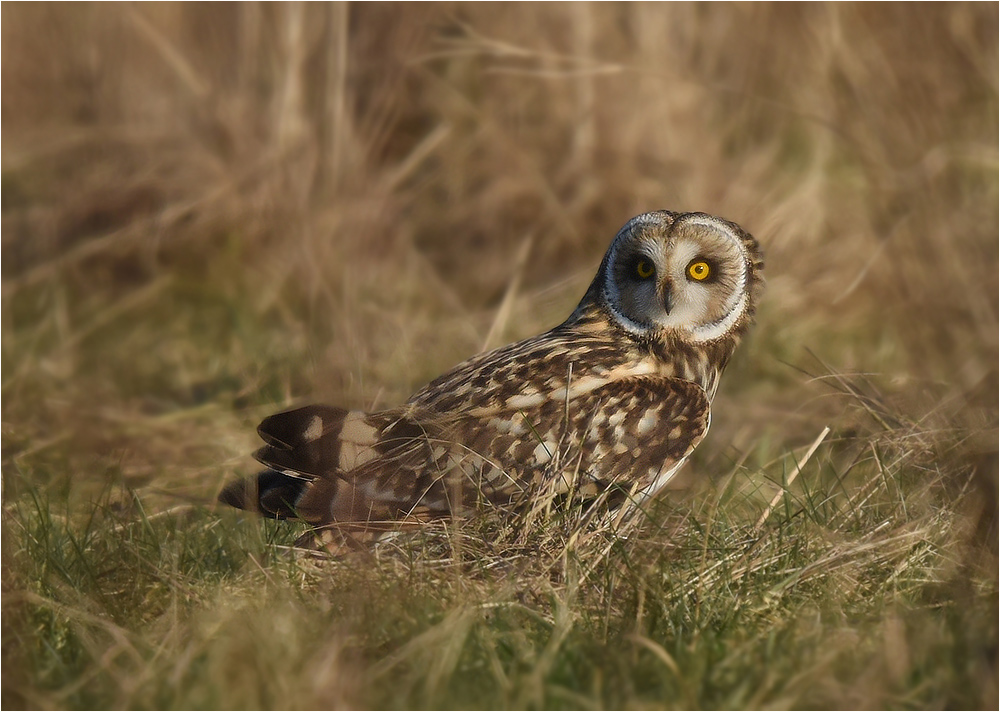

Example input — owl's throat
[649,330,738,398]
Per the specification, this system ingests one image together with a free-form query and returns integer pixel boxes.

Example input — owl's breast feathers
[219,320,712,533]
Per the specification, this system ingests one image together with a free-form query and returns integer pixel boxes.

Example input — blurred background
[2,2,996,528]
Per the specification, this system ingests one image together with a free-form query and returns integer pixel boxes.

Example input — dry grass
[2,3,997,709]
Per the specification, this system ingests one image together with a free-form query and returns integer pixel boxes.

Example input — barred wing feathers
[218,376,710,536]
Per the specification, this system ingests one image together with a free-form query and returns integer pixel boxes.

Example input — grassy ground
[2,3,997,709]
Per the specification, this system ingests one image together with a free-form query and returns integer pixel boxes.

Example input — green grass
[3,435,994,708]
[3,3,997,709]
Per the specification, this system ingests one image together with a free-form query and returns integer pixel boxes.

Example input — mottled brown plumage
[219,210,764,549]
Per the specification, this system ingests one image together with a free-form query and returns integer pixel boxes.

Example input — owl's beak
[661,284,673,314]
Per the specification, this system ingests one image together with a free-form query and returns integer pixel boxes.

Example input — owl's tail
[219,464,391,553]
[217,467,311,519]
[217,404,419,528]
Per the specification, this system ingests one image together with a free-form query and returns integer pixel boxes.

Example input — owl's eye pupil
[635,260,655,279]
[687,260,711,281]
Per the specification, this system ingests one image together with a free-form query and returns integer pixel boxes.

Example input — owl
[219,210,764,550]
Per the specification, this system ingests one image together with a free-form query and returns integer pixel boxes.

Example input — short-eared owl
[220,210,763,548]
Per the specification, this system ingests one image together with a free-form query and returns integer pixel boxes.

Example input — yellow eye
[635,260,655,279]
[687,260,711,281]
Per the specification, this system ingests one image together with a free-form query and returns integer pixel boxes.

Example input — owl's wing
[218,377,711,542]
[512,376,711,506]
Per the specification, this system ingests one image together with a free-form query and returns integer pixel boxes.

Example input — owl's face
[599,211,761,343]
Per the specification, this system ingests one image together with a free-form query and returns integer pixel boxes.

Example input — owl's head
[590,210,764,345]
